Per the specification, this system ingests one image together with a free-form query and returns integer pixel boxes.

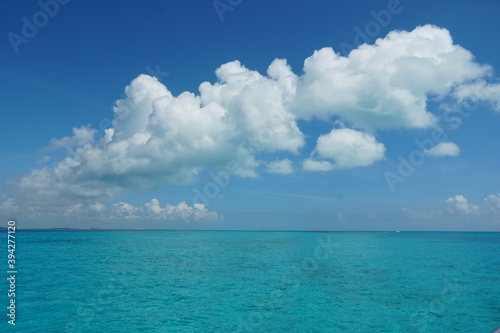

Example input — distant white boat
[396,231,401,233]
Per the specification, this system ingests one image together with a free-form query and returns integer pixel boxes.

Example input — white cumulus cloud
[107,199,222,222]
[484,194,500,210]
[424,142,460,157]
[404,193,500,227]
[294,25,492,129]
[0,196,221,223]
[306,128,385,170]
[445,195,479,214]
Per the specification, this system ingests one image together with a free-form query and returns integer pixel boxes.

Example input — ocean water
[2,230,499,332]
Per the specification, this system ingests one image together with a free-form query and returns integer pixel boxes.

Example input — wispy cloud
[240,190,337,202]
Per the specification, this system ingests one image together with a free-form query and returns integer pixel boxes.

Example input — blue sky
[1,0,500,230]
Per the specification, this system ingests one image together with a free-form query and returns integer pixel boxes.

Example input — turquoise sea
[2,230,499,332]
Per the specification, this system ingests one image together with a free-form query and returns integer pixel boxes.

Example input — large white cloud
[305,128,385,171]
[76,62,304,185]
[294,25,491,129]
[9,69,304,202]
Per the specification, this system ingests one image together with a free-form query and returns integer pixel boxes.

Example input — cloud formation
[424,142,460,157]
[109,199,221,222]
[453,80,500,112]
[401,192,500,229]
[484,194,500,210]
[267,159,294,174]
[304,128,385,171]
[294,25,492,129]
[0,197,221,224]
[445,195,479,214]
[2,24,500,223]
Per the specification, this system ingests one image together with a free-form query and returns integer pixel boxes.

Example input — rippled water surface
[3,230,499,332]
